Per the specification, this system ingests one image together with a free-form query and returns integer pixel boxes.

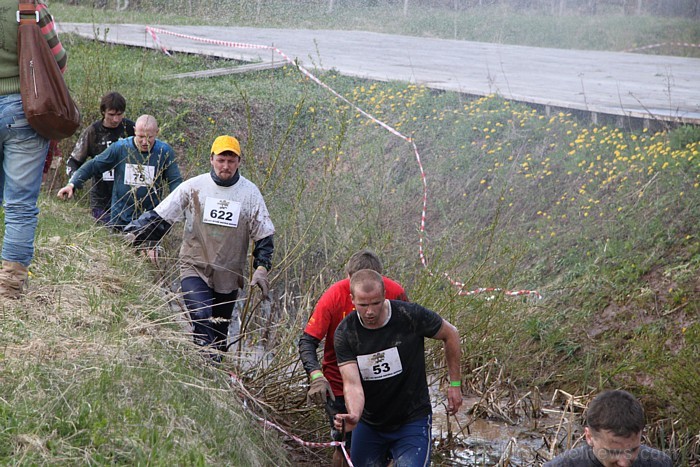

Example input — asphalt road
[58,23,700,124]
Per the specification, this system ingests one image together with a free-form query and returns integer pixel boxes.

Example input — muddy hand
[447,386,463,415]
[57,184,74,200]
[334,413,358,433]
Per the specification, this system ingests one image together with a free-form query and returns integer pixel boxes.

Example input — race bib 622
[203,197,241,227]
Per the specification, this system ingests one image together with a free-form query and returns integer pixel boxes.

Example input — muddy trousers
[181,276,238,353]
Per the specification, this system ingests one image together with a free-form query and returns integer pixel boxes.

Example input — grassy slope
[0,200,290,464]
[1,1,698,464]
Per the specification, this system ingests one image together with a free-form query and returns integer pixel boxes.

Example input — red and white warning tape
[624,42,700,52]
[145,26,171,56]
[456,286,542,299]
[145,26,541,300]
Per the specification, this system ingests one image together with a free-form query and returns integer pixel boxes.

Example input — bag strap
[17,1,39,25]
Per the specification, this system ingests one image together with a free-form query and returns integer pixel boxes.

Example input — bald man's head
[134,115,159,152]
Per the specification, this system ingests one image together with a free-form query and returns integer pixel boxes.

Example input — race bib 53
[357,347,402,381]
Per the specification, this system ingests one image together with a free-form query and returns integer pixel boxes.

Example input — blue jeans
[0,94,48,266]
[181,275,238,352]
[351,415,432,467]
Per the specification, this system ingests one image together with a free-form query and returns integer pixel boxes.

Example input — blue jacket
[70,137,182,227]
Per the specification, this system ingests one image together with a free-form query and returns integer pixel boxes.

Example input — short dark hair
[345,249,383,276]
[586,390,645,437]
[100,92,127,115]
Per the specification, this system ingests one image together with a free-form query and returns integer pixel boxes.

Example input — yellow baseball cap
[211,135,241,156]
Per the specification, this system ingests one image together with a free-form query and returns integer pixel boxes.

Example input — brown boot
[332,447,350,467]
[0,261,29,299]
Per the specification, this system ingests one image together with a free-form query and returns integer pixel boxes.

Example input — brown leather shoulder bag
[17,1,80,140]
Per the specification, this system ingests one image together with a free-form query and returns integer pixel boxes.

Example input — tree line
[387,0,700,17]
[62,0,700,17]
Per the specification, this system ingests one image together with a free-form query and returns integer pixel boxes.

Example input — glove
[250,266,269,298]
[123,210,171,246]
[307,374,335,406]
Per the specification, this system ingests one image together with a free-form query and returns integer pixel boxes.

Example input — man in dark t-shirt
[544,390,673,467]
[298,249,408,466]
[334,269,462,466]
[67,92,135,223]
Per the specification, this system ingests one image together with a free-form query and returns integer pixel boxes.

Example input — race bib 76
[124,163,155,187]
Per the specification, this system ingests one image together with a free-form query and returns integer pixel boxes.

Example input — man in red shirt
[298,249,407,465]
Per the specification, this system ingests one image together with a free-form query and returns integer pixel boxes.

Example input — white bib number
[203,197,241,227]
[102,169,115,181]
[357,347,402,381]
[124,163,155,187]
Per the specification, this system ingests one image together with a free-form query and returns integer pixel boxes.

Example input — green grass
[2,2,699,464]
[1,200,290,465]
[0,196,288,465]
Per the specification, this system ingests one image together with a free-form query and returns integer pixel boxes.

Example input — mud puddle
[430,391,581,466]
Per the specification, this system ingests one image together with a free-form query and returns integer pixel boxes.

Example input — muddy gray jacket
[125,169,274,294]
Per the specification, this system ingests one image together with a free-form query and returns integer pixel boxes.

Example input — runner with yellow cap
[124,135,275,363]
